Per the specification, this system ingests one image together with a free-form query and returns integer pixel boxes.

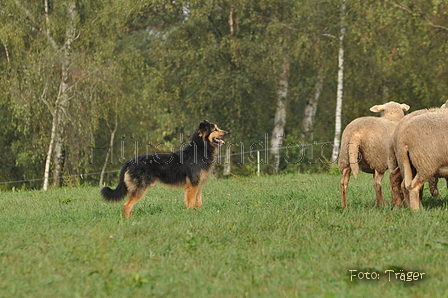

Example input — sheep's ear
[400,104,410,111]
[369,105,384,113]
[441,100,448,108]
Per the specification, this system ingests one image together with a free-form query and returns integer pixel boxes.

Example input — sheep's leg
[373,170,386,207]
[390,167,403,209]
[340,167,351,208]
[401,179,410,207]
[419,186,424,203]
[429,176,439,199]
[408,174,425,211]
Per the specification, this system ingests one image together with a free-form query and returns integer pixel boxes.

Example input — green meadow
[1,173,447,298]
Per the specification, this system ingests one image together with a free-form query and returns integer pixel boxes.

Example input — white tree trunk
[52,109,66,187]
[43,109,58,190]
[41,0,60,190]
[302,70,324,139]
[99,120,118,186]
[15,0,77,189]
[270,54,289,173]
[51,2,76,187]
[331,0,346,163]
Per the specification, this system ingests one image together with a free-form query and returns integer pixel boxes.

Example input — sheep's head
[370,101,410,121]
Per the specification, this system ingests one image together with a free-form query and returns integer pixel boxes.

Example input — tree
[4,0,152,189]
[3,0,448,186]
[302,69,324,139]
[331,0,347,163]
[9,0,78,189]
[270,47,289,173]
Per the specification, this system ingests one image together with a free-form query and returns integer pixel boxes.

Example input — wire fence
[0,170,120,186]
[0,141,336,186]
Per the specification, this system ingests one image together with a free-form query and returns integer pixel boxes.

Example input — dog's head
[195,120,228,147]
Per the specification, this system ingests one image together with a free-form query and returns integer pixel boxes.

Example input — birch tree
[99,110,118,187]
[46,2,77,189]
[302,70,324,139]
[13,0,78,190]
[270,48,289,173]
[330,0,347,163]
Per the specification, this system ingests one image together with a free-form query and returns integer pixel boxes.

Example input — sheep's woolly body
[338,101,410,207]
[393,109,448,210]
[338,117,397,177]
[388,107,448,207]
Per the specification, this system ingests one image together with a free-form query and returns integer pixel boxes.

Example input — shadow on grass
[422,196,447,210]
[135,204,164,216]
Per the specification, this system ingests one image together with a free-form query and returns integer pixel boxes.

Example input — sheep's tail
[101,165,128,202]
[387,136,397,171]
[338,135,361,179]
[348,140,361,179]
[402,145,413,189]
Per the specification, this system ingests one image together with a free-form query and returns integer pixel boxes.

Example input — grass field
[1,173,448,297]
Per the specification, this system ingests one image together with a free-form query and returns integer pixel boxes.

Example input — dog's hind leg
[122,171,154,218]
[123,190,147,218]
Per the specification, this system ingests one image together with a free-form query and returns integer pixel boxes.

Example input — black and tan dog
[101,120,228,218]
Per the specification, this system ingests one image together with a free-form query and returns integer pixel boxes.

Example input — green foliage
[1,174,448,297]
[2,0,448,187]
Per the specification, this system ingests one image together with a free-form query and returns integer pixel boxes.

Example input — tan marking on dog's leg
[184,184,199,209]
[340,167,351,208]
[195,169,211,208]
[123,190,147,218]
[195,184,203,208]
[373,170,386,207]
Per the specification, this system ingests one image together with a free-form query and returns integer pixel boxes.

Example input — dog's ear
[199,120,209,129]
[197,120,210,140]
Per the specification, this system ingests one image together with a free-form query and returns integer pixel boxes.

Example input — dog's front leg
[195,184,203,208]
[184,184,199,208]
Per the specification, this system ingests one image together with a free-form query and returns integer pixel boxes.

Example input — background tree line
[0,0,447,189]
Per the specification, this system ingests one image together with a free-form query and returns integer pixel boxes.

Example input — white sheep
[338,101,410,207]
[390,108,448,210]
[388,101,448,208]
[388,109,430,208]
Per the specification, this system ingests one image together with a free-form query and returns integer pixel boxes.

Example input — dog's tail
[101,165,128,202]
